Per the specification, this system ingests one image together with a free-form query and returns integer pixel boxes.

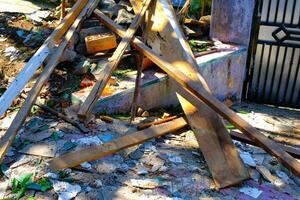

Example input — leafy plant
[11,173,33,199]
[37,178,53,192]
[11,174,53,199]
[58,170,70,179]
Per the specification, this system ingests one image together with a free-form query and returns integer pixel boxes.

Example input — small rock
[73,136,102,147]
[239,187,263,199]
[115,9,134,24]
[80,162,92,170]
[130,178,160,189]
[60,49,77,63]
[53,181,81,200]
[95,180,103,188]
[4,46,19,61]
[73,60,91,75]
[168,154,182,163]
[239,150,256,167]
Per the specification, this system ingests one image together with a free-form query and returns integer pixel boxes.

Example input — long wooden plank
[49,117,187,170]
[137,117,300,158]
[0,0,99,163]
[49,114,300,170]
[77,0,152,121]
[0,0,89,117]
[129,0,249,188]
[93,10,300,178]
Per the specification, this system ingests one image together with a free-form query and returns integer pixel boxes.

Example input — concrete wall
[210,0,256,46]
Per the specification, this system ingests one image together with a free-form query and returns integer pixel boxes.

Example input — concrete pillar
[210,0,256,46]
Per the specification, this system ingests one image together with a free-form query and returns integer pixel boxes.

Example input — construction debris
[85,33,117,54]
[1,0,300,199]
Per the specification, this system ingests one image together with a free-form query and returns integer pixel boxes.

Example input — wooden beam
[140,116,300,159]
[0,0,90,117]
[0,0,99,163]
[60,0,66,20]
[129,0,248,188]
[49,117,187,170]
[77,0,152,121]
[93,10,300,178]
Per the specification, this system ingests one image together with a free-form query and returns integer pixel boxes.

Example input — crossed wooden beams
[51,7,300,184]
[0,0,300,190]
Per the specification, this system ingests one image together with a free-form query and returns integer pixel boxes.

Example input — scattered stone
[73,60,91,75]
[60,49,77,63]
[73,136,102,147]
[130,179,160,189]
[115,9,134,24]
[239,186,263,199]
[26,10,51,23]
[95,180,103,188]
[168,154,182,163]
[4,46,20,61]
[19,142,57,157]
[0,179,9,198]
[22,129,53,142]
[53,181,81,200]
[80,162,92,170]
[239,150,256,167]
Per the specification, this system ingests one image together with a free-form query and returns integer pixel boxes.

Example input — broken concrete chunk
[73,60,91,75]
[239,150,256,167]
[239,186,263,199]
[53,181,81,200]
[72,136,102,147]
[19,142,57,157]
[59,49,77,63]
[115,9,134,24]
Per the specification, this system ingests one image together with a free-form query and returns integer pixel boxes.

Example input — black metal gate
[244,0,300,108]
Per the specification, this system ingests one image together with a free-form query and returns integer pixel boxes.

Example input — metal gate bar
[244,0,300,108]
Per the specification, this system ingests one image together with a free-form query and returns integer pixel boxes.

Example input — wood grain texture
[77,0,152,121]
[49,117,187,170]
[129,0,249,188]
[94,9,300,180]
[0,0,99,163]
[0,0,89,117]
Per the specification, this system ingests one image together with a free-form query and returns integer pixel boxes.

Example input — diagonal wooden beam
[129,0,248,188]
[0,0,100,163]
[93,9,300,179]
[0,0,90,118]
[49,117,187,170]
[77,0,152,121]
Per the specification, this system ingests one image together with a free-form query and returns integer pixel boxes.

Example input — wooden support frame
[77,0,152,121]
[129,0,248,188]
[93,10,300,178]
[0,0,100,163]
[0,0,90,117]
[49,117,187,170]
